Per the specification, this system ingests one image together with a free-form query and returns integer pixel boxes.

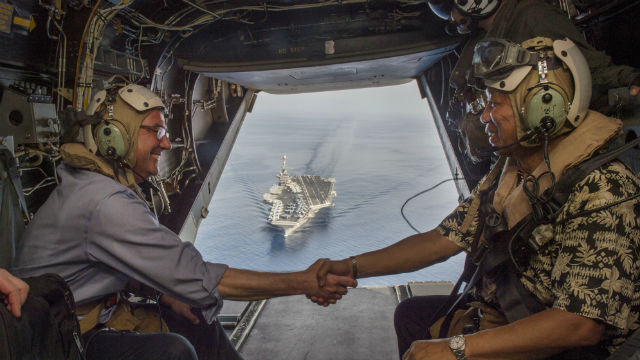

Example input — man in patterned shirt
[312,36,640,360]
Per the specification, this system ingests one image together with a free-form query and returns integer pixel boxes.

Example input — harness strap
[493,264,545,322]
[553,137,640,206]
[482,137,640,323]
[436,253,479,338]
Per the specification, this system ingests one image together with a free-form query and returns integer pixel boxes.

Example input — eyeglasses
[140,125,169,140]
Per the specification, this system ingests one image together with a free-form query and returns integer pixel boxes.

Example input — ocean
[194,82,466,287]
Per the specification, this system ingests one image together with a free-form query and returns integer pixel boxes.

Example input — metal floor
[218,281,453,360]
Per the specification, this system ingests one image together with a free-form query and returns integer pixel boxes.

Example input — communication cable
[401,176,464,233]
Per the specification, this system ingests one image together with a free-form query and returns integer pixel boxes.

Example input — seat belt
[552,137,640,206]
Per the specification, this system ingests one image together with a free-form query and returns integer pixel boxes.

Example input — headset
[522,83,569,137]
[521,38,591,139]
[95,120,129,160]
[85,88,130,160]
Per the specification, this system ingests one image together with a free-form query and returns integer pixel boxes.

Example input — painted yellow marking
[13,15,36,32]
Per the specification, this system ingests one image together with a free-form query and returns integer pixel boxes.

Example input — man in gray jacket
[12,83,355,360]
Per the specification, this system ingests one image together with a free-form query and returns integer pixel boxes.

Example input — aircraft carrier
[263,155,336,237]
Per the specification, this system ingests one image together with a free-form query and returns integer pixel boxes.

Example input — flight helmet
[84,84,165,168]
[472,36,592,145]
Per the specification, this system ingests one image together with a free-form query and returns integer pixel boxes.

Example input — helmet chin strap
[120,161,158,188]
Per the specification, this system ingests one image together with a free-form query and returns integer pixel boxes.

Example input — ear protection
[523,83,569,136]
[95,120,130,159]
[86,87,133,160]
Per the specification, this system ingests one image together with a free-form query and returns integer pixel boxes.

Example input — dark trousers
[85,305,243,360]
[84,330,198,360]
[394,295,451,359]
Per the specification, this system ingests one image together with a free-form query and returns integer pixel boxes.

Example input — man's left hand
[159,294,200,325]
[402,339,456,360]
[631,85,640,97]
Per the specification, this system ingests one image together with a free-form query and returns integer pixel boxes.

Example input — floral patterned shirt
[436,161,640,354]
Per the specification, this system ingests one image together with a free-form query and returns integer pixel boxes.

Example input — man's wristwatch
[448,334,467,360]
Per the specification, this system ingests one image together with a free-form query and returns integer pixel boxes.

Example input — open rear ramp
[220,282,454,359]
[239,287,399,359]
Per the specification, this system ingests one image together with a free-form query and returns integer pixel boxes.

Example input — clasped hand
[306,258,357,306]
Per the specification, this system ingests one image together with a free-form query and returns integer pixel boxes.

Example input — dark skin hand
[310,230,462,305]
[402,309,604,360]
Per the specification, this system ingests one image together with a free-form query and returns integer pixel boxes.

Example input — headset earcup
[95,122,128,159]
[526,86,568,136]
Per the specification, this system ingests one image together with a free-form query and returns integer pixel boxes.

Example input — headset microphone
[477,125,547,156]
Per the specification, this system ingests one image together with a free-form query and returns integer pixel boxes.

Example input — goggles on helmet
[472,38,542,81]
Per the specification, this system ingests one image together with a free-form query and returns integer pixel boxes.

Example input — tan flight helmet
[473,36,592,146]
[84,84,165,168]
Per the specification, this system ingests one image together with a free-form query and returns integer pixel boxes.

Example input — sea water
[194,82,466,286]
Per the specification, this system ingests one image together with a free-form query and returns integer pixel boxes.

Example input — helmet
[472,37,592,145]
[427,0,453,20]
[84,84,165,167]
[428,0,500,35]
[453,0,501,19]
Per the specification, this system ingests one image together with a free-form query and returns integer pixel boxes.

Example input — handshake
[303,258,359,307]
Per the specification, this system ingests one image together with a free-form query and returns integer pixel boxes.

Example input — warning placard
[0,3,13,34]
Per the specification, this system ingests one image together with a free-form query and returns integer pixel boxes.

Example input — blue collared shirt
[12,164,227,322]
